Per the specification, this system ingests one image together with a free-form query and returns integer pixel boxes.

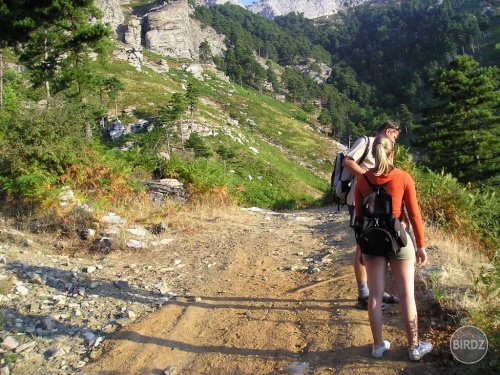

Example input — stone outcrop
[95,0,226,62]
[144,1,226,60]
[94,0,125,33]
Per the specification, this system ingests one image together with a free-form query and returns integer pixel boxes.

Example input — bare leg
[354,245,368,289]
[389,258,418,347]
[364,256,388,346]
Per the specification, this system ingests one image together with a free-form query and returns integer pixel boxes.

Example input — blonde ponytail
[372,136,394,176]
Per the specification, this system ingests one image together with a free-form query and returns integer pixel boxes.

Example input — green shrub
[160,155,231,193]
[0,98,94,199]
[469,188,499,255]
[301,102,317,113]
[216,144,237,159]
[395,145,498,254]
[185,133,213,158]
[472,254,500,359]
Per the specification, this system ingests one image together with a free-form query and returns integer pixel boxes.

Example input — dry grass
[0,274,14,296]
[421,223,496,317]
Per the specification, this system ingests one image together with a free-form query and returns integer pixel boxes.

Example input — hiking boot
[371,340,390,358]
[355,297,388,310]
[408,341,433,361]
[382,294,400,304]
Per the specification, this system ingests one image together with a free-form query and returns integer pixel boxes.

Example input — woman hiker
[354,134,433,361]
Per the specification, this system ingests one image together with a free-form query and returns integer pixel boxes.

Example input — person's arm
[403,173,428,266]
[354,176,364,217]
[342,156,366,176]
[342,137,369,176]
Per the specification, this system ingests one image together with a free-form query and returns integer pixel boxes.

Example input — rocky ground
[0,206,496,374]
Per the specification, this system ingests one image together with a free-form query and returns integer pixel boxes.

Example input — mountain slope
[98,49,339,208]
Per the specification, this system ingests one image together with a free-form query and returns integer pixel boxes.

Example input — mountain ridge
[246,0,369,19]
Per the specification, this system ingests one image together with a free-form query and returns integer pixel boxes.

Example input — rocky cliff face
[144,1,226,60]
[95,0,226,62]
[247,0,367,19]
[95,0,125,34]
[199,0,242,6]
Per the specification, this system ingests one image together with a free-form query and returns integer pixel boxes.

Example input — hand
[416,247,427,266]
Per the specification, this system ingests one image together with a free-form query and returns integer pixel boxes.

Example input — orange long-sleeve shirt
[354,168,426,249]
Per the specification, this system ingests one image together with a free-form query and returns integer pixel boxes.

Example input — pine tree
[0,0,111,99]
[416,55,500,186]
[185,82,199,130]
[159,93,187,151]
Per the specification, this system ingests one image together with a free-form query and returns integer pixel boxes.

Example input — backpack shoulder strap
[363,173,387,190]
[356,136,371,165]
[363,173,373,188]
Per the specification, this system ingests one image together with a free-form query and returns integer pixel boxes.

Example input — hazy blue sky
[240,0,257,6]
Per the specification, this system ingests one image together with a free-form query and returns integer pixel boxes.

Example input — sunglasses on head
[387,126,401,132]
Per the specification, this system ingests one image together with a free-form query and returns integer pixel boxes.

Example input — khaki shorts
[362,230,416,261]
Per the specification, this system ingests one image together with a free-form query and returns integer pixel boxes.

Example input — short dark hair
[377,120,401,133]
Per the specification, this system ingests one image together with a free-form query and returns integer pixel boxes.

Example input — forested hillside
[195,1,500,145]
[194,0,499,187]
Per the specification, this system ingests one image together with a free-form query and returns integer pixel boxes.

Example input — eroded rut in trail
[82,207,449,375]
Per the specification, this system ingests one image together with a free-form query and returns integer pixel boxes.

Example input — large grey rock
[144,1,226,60]
[95,0,125,33]
[123,16,142,51]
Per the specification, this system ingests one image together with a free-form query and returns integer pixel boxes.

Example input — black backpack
[354,174,407,257]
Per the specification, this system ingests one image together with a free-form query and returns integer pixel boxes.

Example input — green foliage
[0,98,93,198]
[199,39,213,64]
[472,253,500,359]
[393,144,499,256]
[192,3,331,88]
[97,76,125,102]
[192,0,499,144]
[468,188,500,254]
[415,169,473,228]
[160,154,231,193]
[394,144,417,174]
[396,146,499,254]
[109,146,159,178]
[415,55,500,187]
[185,80,200,125]
[0,0,112,97]
[2,351,17,365]
[185,133,213,158]
[430,272,445,304]
[0,169,57,199]
[0,68,27,113]
[159,93,187,125]
[215,144,237,160]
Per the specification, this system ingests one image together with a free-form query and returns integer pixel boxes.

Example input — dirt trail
[82,207,443,375]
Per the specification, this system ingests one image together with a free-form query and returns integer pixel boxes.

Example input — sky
[240,0,257,6]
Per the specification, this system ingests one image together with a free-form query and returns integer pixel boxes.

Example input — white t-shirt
[345,136,374,206]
